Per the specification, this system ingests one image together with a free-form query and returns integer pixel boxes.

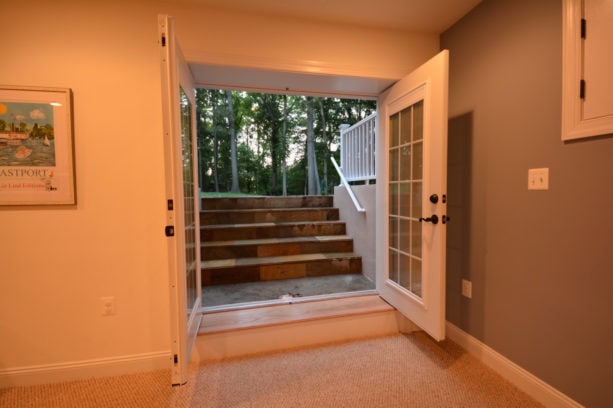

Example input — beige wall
[0,1,171,379]
[0,0,439,384]
[442,1,613,406]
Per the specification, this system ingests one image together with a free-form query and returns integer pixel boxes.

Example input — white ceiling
[176,0,482,34]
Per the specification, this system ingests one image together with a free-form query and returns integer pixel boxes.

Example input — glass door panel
[388,101,424,299]
[180,88,198,316]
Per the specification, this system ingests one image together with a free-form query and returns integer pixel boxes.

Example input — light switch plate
[528,168,549,190]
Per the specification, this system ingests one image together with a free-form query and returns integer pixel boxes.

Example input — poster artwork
[0,86,74,205]
[0,102,57,193]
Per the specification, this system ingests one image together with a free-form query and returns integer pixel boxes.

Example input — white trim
[445,322,584,408]
[0,351,170,388]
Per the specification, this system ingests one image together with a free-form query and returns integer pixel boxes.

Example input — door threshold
[200,289,378,314]
[198,292,393,335]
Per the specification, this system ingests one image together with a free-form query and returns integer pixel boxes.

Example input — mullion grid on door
[389,102,423,298]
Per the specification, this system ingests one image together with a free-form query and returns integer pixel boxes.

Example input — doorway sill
[199,293,391,334]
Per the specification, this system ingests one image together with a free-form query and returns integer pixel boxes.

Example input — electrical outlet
[101,296,116,316]
[461,279,472,299]
[528,168,549,190]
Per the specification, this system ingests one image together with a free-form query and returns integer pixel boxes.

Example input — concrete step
[202,195,333,210]
[201,252,362,285]
[201,207,339,225]
[201,221,346,242]
[202,235,354,261]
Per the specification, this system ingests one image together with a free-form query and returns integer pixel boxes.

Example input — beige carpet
[0,333,542,407]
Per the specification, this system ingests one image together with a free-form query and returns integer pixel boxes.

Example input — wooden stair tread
[201,220,343,229]
[199,295,392,334]
[203,235,352,248]
[201,207,336,214]
[202,252,359,269]
[202,195,333,210]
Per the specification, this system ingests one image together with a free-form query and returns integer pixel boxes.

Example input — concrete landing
[202,274,375,307]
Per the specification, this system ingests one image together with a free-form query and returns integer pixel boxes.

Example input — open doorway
[197,88,378,309]
[162,10,448,383]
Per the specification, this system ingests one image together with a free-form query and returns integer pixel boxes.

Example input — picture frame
[0,85,75,205]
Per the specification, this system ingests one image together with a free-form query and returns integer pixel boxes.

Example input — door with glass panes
[376,50,449,341]
[159,14,202,385]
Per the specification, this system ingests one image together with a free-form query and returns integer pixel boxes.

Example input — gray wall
[442,1,613,406]
[334,184,377,282]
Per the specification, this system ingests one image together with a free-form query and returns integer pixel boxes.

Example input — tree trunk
[306,96,320,195]
[255,122,260,193]
[281,95,288,196]
[318,98,329,195]
[271,121,279,195]
[213,131,219,192]
[226,90,240,193]
[264,95,280,196]
[212,92,220,192]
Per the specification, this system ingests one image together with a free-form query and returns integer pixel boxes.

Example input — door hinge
[173,354,178,365]
[165,225,175,237]
[161,34,167,47]
[580,79,586,99]
[581,18,586,39]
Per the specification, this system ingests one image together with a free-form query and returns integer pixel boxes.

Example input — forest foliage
[196,89,376,196]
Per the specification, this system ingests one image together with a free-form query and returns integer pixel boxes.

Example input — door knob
[429,194,439,204]
[419,215,439,225]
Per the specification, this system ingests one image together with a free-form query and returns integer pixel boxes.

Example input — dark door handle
[419,215,439,225]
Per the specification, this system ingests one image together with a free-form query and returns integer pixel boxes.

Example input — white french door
[159,15,202,385]
[376,50,449,341]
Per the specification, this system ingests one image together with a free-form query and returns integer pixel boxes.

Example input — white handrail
[340,112,377,183]
[331,156,365,213]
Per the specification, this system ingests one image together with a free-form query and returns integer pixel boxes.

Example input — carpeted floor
[0,333,543,408]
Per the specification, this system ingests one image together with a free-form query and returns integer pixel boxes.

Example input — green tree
[195,89,375,196]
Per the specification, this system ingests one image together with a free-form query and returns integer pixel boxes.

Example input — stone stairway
[200,196,362,286]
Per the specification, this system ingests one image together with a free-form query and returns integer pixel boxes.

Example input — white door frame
[159,18,449,383]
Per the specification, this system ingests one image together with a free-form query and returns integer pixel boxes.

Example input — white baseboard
[0,351,171,388]
[445,322,583,408]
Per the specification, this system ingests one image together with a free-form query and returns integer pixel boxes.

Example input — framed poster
[0,86,75,205]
